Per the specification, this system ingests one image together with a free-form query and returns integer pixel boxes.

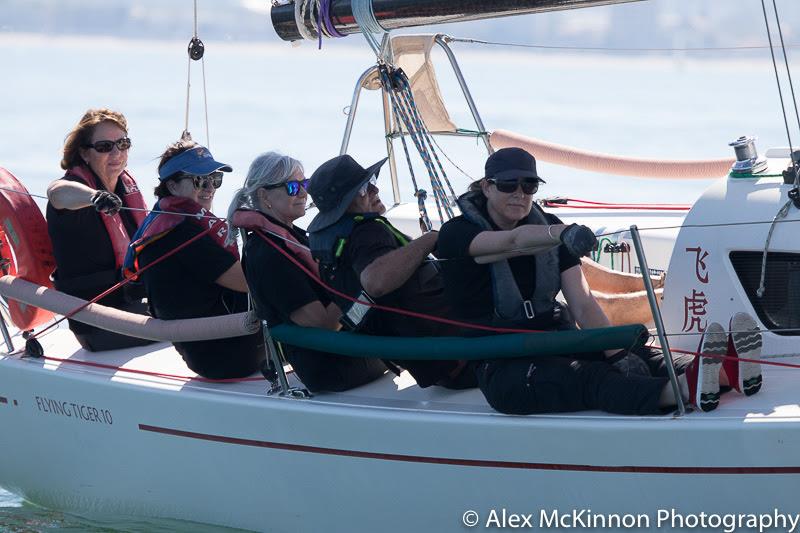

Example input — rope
[253,229,546,335]
[35,354,264,383]
[19,219,224,351]
[294,0,316,41]
[351,0,384,55]
[446,36,800,54]
[760,0,796,160]
[769,0,800,187]
[756,198,792,297]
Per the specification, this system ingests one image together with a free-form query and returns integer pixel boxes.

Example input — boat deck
[4,323,798,423]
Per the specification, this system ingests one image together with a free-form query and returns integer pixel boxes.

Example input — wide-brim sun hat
[307,154,388,233]
[158,145,233,181]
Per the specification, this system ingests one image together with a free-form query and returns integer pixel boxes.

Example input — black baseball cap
[485,147,546,183]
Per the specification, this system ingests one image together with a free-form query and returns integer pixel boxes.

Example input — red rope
[659,346,800,370]
[37,354,264,383]
[557,197,691,208]
[544,202,690,211]
[29,220,223,341]
[254,230,545,335]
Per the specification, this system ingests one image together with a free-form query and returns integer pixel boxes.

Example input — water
[0,32,797,531]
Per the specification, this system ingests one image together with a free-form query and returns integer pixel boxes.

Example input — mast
[272,0,645,42]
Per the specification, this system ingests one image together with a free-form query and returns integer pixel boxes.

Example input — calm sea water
[0,32,797,531]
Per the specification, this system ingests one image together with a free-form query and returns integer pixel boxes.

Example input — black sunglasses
[488,178,539,195]
[264,178,310,197]
[83,137,132,153]
[179,171,224,190]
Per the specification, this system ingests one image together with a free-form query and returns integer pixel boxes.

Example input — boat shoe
[684,322,725,412]
[725,312,763,396]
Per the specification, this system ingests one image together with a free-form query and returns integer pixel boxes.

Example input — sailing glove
[559,223,597,258]
[91,190,123,215]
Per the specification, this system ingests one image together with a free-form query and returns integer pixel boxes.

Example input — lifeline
[538,508,800,532]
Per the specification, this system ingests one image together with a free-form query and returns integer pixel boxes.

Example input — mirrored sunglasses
[358,176,378,197]
[180,171,224,190]
[264,178,310,197]
[488,178,539,195]
[83,137,132,153]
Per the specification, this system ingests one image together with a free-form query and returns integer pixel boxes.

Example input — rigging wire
[759,0,796,160]
[446,36,800,54]
[184,0,212,147]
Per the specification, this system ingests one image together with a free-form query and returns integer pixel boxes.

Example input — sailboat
[1,1,799,531]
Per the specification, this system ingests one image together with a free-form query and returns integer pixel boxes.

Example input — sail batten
[272,0,645,42]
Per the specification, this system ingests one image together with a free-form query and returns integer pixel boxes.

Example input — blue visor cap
[158,146,233,181]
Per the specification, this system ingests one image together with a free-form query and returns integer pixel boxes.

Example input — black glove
[91,190,122,215]
[559,223,597,258]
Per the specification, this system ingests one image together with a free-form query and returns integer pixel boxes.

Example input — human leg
[476,356,668,416]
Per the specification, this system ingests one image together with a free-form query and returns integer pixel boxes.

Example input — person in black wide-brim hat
[307,154,477,390]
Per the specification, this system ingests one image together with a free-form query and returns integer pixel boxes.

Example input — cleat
[726,312,763,396]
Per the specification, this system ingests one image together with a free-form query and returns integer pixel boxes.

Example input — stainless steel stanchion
[629,225,686,416]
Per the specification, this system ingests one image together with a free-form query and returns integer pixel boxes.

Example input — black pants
[285,346,388,393]
[475,348,694,416]
[71,299,157,352]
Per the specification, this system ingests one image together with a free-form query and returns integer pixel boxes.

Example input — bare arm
[215,261,249,293]
[289,301,342,330]
[560,264,624,358]
[360,231,438,298]
[468,224,565,264]
[46,180,97,210]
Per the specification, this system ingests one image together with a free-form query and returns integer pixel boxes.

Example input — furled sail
[272,0,644,42]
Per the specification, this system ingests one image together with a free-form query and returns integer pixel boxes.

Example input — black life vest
[456,190,561,321]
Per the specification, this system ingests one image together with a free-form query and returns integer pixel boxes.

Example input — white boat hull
[1,329,799,532]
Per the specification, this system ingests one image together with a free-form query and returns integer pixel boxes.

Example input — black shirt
[330,219,460,387]
[345,221,455,338]
[242,220,387,392]
[47,174,139,281]
[243,223,332,327]
[437,209,581,322]
[138,220,262,379]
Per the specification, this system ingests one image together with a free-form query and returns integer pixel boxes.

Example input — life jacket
[456,190,560,321]
[309,213,416,305]
[66,165,147,269]
[123,196,238,277]
[231,209,318,275]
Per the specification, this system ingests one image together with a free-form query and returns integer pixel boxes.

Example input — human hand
[559,224,597,258]
[91,190,122,215]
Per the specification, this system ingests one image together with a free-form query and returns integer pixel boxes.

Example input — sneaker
[685,322,725,412]
[726,312,763,396]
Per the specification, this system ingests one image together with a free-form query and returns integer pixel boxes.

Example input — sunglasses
[83,137,132,153]
[264,178,310,197]
[179,171,224,190]
[358,176,378,197]
[488,178,539,195]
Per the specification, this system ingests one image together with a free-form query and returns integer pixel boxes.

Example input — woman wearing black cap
[437,147,713,415]
[124,139,264,379]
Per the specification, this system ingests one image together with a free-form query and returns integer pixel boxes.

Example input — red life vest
[232,209,318,275]
[125,196,239,278]
[66,165,147,269]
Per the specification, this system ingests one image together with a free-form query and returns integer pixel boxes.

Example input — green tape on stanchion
[269,324,649,360]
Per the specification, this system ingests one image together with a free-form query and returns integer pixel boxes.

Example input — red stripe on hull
[139,424,800,474]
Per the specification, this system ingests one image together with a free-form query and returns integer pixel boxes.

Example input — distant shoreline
[0,31,776,68]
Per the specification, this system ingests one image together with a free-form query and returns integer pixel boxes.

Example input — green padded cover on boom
[269,324,649,360]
